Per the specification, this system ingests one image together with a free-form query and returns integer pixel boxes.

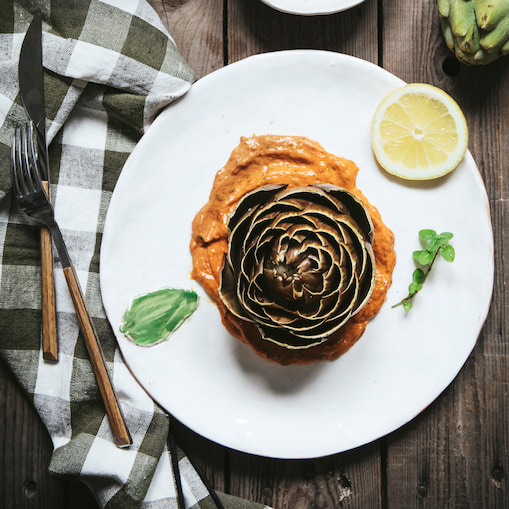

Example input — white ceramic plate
[261,0,365,15]
[100,50,493,459]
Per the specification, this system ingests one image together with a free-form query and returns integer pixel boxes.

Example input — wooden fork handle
[41,181,58,361]
[62,266,132,448]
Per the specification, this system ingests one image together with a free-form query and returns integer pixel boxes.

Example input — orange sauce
[190,135,396,364]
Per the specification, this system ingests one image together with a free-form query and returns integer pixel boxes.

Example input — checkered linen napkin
[0,1,270,508]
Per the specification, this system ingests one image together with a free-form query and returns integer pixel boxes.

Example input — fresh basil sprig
[394,229,455,311]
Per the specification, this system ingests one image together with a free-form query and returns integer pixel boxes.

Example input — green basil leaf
[413,249,434,265]
[419,229,437,241]
[412,268,426,284]
[408,282,422,295]
[441,244,456,262]
[427,239,440,252]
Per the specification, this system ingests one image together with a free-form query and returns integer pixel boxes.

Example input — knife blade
[19,15,48,177]
[18,15,58,361]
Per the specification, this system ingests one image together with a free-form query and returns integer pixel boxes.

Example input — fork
[12,122,132,448]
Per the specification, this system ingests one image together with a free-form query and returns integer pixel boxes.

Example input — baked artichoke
[219,184,376,350]
[438,0,509,64]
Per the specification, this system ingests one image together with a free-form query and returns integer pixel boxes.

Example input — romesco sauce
[190,135,396,364]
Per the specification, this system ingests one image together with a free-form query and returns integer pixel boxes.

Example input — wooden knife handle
[62,266,132,448]
[41,181,58,361]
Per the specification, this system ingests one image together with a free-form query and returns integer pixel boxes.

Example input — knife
[18,15,58,361]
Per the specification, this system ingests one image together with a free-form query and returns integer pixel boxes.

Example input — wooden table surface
[1,1,508,507]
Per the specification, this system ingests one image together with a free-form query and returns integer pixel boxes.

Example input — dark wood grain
[382,2,509,508]
[2,0,508,507]
[226,0,378,65]
[149,0,224,78]
[229,443,382,508]
[0,359,98,508]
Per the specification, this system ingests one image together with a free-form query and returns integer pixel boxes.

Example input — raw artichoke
[219,184,376,350]
[438,0,509,64]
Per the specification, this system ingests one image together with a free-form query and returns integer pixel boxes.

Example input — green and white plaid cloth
[0,1,269,508]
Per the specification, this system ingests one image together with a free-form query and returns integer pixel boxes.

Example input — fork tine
[24,122,45,195]
[11,126,25,198]
[11,122,48,202]
[20,124,34,195]
[19,122,40,195]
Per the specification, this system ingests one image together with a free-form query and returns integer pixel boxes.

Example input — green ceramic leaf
[120,288,199,346]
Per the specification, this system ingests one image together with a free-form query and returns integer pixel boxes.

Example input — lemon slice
[371,83,468,180]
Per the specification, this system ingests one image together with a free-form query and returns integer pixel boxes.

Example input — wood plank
[382,0,509,507]
[148,0,224,78]
[225,1,383,507]
[229,443,382,508]
[227,0,378,65]
[0,361,100,508]
[0,362,65,509]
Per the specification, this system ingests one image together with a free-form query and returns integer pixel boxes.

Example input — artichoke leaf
[318,184,375,241]
[472,0,508,30]
[480,17,509,52]
[450,0,478,37]
[438,0,451,17]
